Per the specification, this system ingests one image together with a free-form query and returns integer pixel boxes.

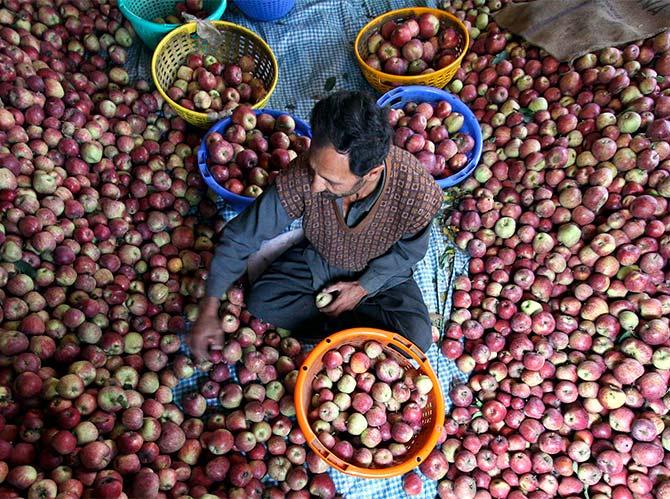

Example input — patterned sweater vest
[275,146,443,271]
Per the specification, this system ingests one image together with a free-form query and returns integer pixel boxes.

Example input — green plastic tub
[119,0,228,49]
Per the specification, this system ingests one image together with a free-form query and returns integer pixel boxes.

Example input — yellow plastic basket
[354,7,469,94]
[151,21,279,128]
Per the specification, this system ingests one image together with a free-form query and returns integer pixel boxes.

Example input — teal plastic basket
[119,0,228,49]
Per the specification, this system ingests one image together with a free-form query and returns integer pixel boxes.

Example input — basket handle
[378,85,455,111]
[309,437,350,472]
[388,334,428,366]
[379,86,405,107]
[196,147,210,177]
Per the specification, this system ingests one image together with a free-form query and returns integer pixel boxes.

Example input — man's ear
[363,165,385,181]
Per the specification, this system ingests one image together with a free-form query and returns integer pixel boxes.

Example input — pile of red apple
[426,0,670,497]
[305,341,434,468]
[364,13,463,76]
[152,0,210,24]
[164,294,339,498]
[1,0,670,496]
[388,99,475,179]
[205,105,310,198]
[166,52,268,114]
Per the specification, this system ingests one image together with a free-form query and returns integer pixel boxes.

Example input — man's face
[308,145,365,200]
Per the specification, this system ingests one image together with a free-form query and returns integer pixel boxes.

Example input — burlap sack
[496,0,670,61]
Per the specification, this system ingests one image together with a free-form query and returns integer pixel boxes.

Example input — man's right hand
[188,297,222,361]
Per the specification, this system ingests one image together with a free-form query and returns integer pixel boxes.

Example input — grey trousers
[246,241,433,352]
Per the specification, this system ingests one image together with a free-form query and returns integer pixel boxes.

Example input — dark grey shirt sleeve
[357,221,432,296]
[205,185,294,299]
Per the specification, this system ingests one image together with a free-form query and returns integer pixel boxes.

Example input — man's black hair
[310,91,392,177]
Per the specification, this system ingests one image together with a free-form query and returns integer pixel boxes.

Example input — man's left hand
[319,281,368,317]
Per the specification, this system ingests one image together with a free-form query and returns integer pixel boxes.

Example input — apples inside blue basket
[197,107,312,212]
[377,85,483,189]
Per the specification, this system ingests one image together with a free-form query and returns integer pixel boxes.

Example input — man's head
[308,91,392,199]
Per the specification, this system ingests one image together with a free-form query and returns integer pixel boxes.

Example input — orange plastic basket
[294,328,445,478]
[354,7,469,94]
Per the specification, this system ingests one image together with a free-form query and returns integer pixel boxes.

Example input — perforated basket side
[154,29,275,90]
[153,30,196,91]
[379,341,437,454]
[213,29,276,90]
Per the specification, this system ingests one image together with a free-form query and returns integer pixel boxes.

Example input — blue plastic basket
[377,85,482,189]
[119,0,227,49]
[233,0,296,21]
[197,109,312,212]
